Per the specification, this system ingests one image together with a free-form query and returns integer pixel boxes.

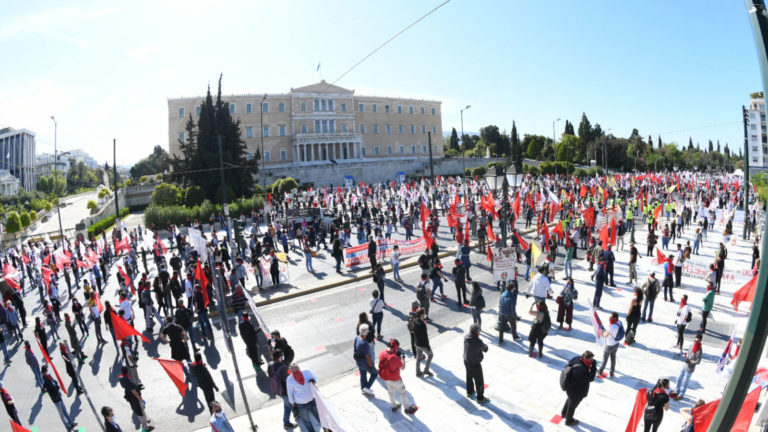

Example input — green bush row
[143,195,265,228]
[87,207,130,239]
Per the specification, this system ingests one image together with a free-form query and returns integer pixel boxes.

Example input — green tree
[523,134,549,159]
[170,75,258,200]
[87,200,98,210]
[215,185,235,203]
[19,212,30,228]
[151,183,182,206]
[510,121,523,172]
[184,185,206,206]
[5,212,21,234]
[577,113,593,163]
[279,177,299,195]
[449,128,459,151]
[131,145,171,179]
[688,137,694,151]
[708,140,714,153]
[555,135,580,162]
[29,210,37,221]
[37,176,49,193]
[480,125,505,157]
[44,202,52,211]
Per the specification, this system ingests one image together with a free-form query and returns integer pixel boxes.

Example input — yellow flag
[668,184,677,193]
[531,241,542,267]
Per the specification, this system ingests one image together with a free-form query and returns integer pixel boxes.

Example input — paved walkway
[197,214,763,432]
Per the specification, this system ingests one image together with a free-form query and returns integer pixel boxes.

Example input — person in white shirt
[119,295,133,323]
[527,267,552,303]
[286,364,321,432]
[598,312,622,378]
[674,295,691,354]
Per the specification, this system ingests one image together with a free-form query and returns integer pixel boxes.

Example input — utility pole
[427,131,436,209]
[50,116,65,244]
[743,106,751,240]
[113,139,119,217]
[461,105,471,178]
[709,1,768,429]
[216,135,258,432]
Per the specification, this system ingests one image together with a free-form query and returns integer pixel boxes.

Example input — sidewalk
[197,216,762,432]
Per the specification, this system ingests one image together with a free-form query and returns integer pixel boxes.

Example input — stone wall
[261,156,502,186]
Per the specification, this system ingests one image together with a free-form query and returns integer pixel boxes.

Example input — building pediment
[291,80,353,95]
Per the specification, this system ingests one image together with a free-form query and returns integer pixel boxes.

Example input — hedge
[143,195,265,228]
[88,207,130,239]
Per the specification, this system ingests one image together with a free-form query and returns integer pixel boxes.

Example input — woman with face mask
[209,400,235,432]
[642,379,671,432]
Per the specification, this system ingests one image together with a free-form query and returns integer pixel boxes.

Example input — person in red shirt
[378,339,418,414]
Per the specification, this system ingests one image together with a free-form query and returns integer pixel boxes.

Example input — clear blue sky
[0,0,760,164]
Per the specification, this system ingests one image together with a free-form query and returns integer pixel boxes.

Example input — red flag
[424,230,434,251]
[653,204,662,222]
[552,223,564,239]
[485,223,496,244]
[36,337,68,396]
[154,358,187,396]
[40,266,53,287]
[515,232,529,251]
[599,224,610,250]
[579,184,587,198]
[654,248,672,266]
[542,223,550,252]
[693,387,760,432]
[610,217,617,246]
[4,276,20,291]
[109,309,150,343]
[195,260,210,307]
[420,201,431,226]
[115,236,131,254]
[117,266,136,296]
[456,225,464,245]
[21,254,30,264]
[731,274,759,311]
[267,193,273,204]
[549,201,561,223]
[513,194,521,217]
[486,245,493,262]
[2,262,16,275]
[43,254,51,266]
[86,249,99,266]
[624,388,648,432]
[93,289,105,313]
[75,259,89,269]
[10,420,33,432]
[583,207,596,227]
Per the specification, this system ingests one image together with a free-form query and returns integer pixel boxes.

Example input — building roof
[291,80,353,94]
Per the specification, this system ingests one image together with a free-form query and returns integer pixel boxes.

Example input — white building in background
[748,95,767,172]
[67,149,99,169]
[36,153,70,179]
[0,127,36,191]
[0,170,20,196]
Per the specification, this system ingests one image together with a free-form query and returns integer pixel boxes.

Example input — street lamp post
[461,105,471,177]
[50,116,65,245]
[260,94,267,188]
[552,118,561,176]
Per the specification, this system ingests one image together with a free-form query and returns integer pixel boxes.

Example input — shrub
[270,179,282,195]
[98,188,111,199]
[523,164,540,175]
[30,198,48,211]
[587,167,604,177]
[87,207,129,239]
[573,168,588,178]
[87,200,98,210]
[44,202,53,211]
[139,176,148,184]
[471,166,487,178]
[151,183,182,207]
[19,212,30,228]
[143,195,264,228]
[279,177,299,195]
[5,212,21,234]
[184,185,206,207]
[253,184,265,197]
[29,210,37,221]
[125,179,133,187]
[464,168,472,177]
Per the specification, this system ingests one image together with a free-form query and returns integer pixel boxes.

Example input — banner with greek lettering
[679,255,752,288]
[344,237,426,267]
[492,247,517,282]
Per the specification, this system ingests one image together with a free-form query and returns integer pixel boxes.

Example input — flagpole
[710,2,768,429]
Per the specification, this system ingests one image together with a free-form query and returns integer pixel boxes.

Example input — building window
[375,146,380,155]
[410,125,415,134]
[301,124,307,134]
[328,100,334,111]
[398,125,404,134]
[229,103,236,114]
[280,150,287,161]
[386,124,391,135]
[279,125,286,136]
[422,125,427,134]
[322,120,328,133]
[195,106,201,116]
[341,103,347,112]
[431,107,436,115]
[412,145,417,154]
[753,157,758,162]
[433,145,438,153]
[178,132,185,142]
[422,145,427,153]
[342,123,348,133]
[753,135,758,140]
[358,103,364,112]
[247,103,253,113]
[314,99,320,111]
[409,106,414,114]
[329,120,336,133]
[314,120,321,133]
[262,102,268,113]
[753,146,759,152]
[178,107,185,118]
[432,126,437,134]
[246,127,253,138]
[400,146,405,154]
[279,102,285,113]
[362,146,367,156]
[420,107,425,115]
[321,100,327,111]
[387,146,393,155]
[301,102,307,112]
[397,105,402,114]
[263,126,270,137]
[360,124,366,134]
[373,124,379,134]
[265,151,271,162]
[385,105,390,113]
[373,104,378,113]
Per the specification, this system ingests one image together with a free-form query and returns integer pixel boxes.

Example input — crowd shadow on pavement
[480,402,544,432]
[27,392,43,424]
[89,343,104,375]
[177,378,205,422]
[427,362,492,420]
[108,355,121,387]
[367,395,433,431]
[203,340,222,369]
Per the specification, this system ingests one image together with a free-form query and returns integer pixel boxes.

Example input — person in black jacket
[268,349,297,430]
[42,364,77,430]
[413,308,433,377]
[191,352,219,412]
[270,330,294,365]
[367,236,378,272]
[561,350,597,426]
[464,323,489,403]
[101,406,125,432]
[239,314,265,372]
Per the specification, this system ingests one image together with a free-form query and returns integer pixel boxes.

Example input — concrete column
[301,144,306,162]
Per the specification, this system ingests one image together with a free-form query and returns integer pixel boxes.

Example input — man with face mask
[209,400,235,432]
[286,363,321,432]
[560,350,597,426]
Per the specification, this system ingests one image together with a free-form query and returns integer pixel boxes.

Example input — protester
[674,295,691,354]
[642,379,671,432]
[209,401,235,432]
[528,300,551,358]
[464,323,489,404]
[598,312,622,378]
[641,273,660,322]
[556,277,576,331]
[670,334,703,401]
[286,363,322,432]
[413,308,433,377]
[561,351,597,426]
[469,281,485,328]
[42,364,77,431]
[378,338,419,414]
[498,281,521,343]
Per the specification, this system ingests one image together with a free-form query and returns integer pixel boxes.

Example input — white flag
[311,385,349,432]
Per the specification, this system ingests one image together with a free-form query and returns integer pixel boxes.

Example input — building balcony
[292,132,361,143]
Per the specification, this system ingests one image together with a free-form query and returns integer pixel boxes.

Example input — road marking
[335,317,344,322]
[551,414,563,424]
[315,345,324,351]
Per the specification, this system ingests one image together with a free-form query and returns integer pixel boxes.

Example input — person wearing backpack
[643,379,671,432]
[268,349,298,430]
[669,333,703,401]
[498,281,521,344]
[560,350,597,426]
[641,272,661,322]
[598,312,623,378]
[373,264,386,302]
[406,301,420,358]
[413,308,433,377]
[674,295,691,355]
[527,300,551,358]
[415,275,431,320]
[378,338,418,414]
